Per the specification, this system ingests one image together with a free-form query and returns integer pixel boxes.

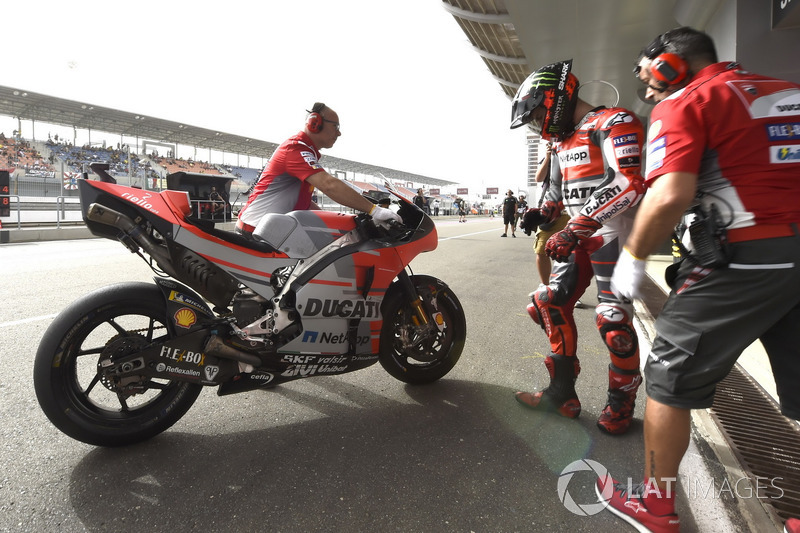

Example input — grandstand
[0,85,458,211]
[0,134,54,178]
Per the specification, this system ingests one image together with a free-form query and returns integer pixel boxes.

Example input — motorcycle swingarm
[100,330,240,388]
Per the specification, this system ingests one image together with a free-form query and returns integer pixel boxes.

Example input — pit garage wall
[697,0,800,83]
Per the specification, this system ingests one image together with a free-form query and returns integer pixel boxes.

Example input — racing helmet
[510,60,580,140]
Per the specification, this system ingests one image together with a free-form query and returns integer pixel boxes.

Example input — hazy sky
[2,0,530,195]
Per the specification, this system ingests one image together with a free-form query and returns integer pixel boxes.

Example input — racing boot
[515,353,581,418]
[597,364,642,435]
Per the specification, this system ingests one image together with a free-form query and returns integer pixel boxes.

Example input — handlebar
[356,214,414,243]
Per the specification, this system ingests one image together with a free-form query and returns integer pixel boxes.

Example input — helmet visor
[510,91,544,129]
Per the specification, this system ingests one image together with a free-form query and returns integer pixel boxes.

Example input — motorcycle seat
[185,216,279,254]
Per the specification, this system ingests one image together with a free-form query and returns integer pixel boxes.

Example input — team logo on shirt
[766,122,800,141]
[771,145,800,163]
[727,80,800,119]
[648,120,662,142]
[300,150,321,169]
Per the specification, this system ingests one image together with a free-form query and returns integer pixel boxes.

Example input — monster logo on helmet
[510,59,580,141]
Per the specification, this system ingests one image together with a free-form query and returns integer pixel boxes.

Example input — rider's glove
[540,200,563,224]
[545,215,602,262]
[369,205,403,225]
[611,247,647,302]
[519,208,547,236]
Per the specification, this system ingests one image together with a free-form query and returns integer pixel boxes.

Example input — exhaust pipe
[204,335,262,368]
[86,203,178,278]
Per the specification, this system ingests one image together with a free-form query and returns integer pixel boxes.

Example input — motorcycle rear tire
[379,275,466,384]
[33,282,203,447]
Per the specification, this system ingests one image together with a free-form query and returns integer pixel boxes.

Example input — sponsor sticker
[301,298,381,319]
[299,330,370,345]
[204,365,220,381]
[558,146,591,168]
[174,308,197,328]
[160,346,206,366]
[168,291,207,313]
[647,135,667,174]
[156,362,201,379]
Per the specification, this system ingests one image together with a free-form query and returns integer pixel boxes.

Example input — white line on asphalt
[439,229,499,241]
[0,314,57,328]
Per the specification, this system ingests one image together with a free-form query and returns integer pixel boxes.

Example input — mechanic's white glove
[369,205,403,226]
[611,247,647,302]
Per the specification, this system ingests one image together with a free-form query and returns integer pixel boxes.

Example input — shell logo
[174,308,197,328]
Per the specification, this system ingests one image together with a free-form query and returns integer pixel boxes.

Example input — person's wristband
[368,204,376,216]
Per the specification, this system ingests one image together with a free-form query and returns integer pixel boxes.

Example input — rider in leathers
[511,60,646,435]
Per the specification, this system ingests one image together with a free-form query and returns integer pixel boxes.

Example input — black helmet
[510,60,580,140]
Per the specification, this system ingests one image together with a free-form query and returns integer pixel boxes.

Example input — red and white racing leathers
[533,106,645,373]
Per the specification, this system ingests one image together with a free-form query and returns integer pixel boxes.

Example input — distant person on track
[235,102,400,238]
[414,189,429,214]
[456,196,467,223]
[501,190,517,237]
[514,194,527,228]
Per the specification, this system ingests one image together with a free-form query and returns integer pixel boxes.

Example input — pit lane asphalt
[0,218,746,532]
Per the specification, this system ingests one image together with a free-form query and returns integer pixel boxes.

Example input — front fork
[396,270,445,338]
[397,270,430,327]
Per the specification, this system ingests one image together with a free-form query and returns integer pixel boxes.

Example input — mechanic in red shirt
[510,60,646,435]
[236,102,400,237]
[599,27,800,533]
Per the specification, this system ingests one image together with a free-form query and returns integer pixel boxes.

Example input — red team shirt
[645,62,800,229]
[238,131,324,226]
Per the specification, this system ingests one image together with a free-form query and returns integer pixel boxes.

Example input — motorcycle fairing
[171,224,296,299]
[216,351,380,395]
[77,175,441,368]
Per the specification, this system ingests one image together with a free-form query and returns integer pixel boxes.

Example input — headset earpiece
[306,112,323,133]
[651,52,689,85]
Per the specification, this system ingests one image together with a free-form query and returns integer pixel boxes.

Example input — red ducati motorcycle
[34,164,466,447]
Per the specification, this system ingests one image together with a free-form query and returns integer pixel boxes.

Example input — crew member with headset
[597,27,800,533]
[236,102,401,238]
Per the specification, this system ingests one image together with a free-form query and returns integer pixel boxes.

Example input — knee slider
[596,304,638,358]
[533,284,571,309]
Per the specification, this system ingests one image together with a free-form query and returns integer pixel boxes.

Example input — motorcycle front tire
[379,275,466,384]
[33,282,203,447]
